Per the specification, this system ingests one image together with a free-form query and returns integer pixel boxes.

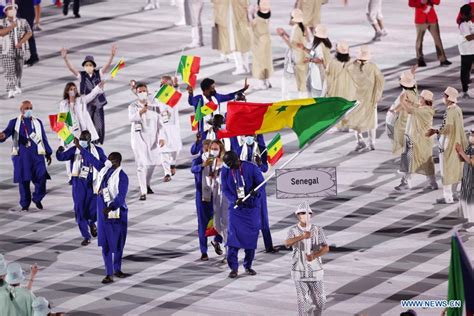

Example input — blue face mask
[222,161,230,169]
[79,140,89,149]
[24,110,33,118]
[245,136,255,146]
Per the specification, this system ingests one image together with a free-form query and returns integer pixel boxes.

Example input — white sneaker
[14,86,22,95]
[185,42,203,49]
[174,19,186,26]
[8,90,15,98]
[354,141,367,152]
[143,3,156,10]
[232,67,247,75]
[461,92,473,99]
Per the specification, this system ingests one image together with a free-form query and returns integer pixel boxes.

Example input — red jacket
[409,0,440,24]
[456,2,474,24]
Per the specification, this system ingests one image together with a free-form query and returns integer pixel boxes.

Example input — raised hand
[60,47,68,58]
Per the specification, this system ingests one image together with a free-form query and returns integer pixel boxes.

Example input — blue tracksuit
[221,161,264,271]
[191,156,223,255]
[81,150,129,276]
[56,146,107,240]
[236,135,274,251]
[0,117,52,209]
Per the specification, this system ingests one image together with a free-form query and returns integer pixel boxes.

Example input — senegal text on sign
[276,167,337,199]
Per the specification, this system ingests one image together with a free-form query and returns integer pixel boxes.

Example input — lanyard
[21,118,32,140]
[231,166,246,188]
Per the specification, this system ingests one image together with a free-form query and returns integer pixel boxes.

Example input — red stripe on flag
[268,147,284,166]
[167,91,182,107]
[189,74,197,89]
[191,57,201,74]
[217,101,271,138]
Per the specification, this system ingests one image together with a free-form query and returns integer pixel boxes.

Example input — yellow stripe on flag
[183,56,191,84]
[268,139,283,159]
[257,104,301,134]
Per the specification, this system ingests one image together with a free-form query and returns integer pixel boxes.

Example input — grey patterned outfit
[287,224,328,316]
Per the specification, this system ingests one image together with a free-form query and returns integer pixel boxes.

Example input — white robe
[158,102,183,153]
[58,85,102,141]
[128,98,164,166]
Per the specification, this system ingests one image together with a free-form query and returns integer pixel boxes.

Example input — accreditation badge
[237,186,245,199]
[102,188,111,203]
[79,166,90,179]
[29,132,42,145]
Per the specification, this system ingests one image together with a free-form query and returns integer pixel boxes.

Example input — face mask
[138,92,148,101]
[245,136,255,146]
[105,160,113,168]
[210,149,220,157]
[7,9,16,18]
[222,161,230,169]
[24,110,33,118]
[84,65,94,74]
[79,140,89,148]
[69,90,76,98]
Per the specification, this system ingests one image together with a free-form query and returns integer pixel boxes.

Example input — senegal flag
[218,97,357,148]
[267,133,284,166]
[48,114,64,133]
[110,58,125,78]
[177,55,200,88]
[191,99,204,128]
[447,232,474,316]
[201,100,218,116]
[57,126,74,145]
[154,84,182,107]
[205,217,218,237]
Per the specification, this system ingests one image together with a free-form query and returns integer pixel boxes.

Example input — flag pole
[233,100,360,209]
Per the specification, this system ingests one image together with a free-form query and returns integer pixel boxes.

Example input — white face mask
[210,149,220,157]
[84,65,94,74]
[245,136,255,146]
[138,92,148,101]
[105,160,113,168]
[68,90,76,98]
[7,9,17,18]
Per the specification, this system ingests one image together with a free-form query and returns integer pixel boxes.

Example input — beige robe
[392,90,418,155]
[345,61,385,132]
[408,106,435,176]
[212,0,251,54]
[297,0,323,27]
[252,16,273,80]
[290,25,308,92]
[439,105,468,185]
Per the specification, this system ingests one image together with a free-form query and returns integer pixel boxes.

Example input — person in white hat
[345,45,385,151]
[0,262,35,316]
[296,24,332,97]
[394,89,437,191]
[386,68,419,158]
[250,0,273,90]
[294,0,324,32]
[455,130,474,232]
[277,8,309,99]
[427,87,468,204]
[211,0,251,75]
[285,202,329,316]
[32,297,50,316]
[0,3,33,98]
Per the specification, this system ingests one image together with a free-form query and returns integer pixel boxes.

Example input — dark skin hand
[235,198,244,206]
[196,132,202,142]
[255,155,262,166]
[242,77,249,92]
[57,146,65,153]
[187,85,193,95]
[103,206,113,217]
[45,155,52,166]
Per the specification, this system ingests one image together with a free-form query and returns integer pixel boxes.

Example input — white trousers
[439,152,458,202]
[137,165,156,195]
[161,152,178,176]
[367,0,383,24]
[354,129,376,146]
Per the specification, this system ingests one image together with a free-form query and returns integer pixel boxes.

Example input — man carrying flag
[187,77,249,133]
[56,131,107,246]
[0,100,52,211]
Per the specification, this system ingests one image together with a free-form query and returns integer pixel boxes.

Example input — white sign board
[275,167,337,199]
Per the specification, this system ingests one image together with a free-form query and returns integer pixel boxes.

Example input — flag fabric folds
[205,218,218,237]
[177,55,200,88]
[447,232,474,316]
[217,97,357,148]
[57,112,72,126]
[48,114,64,133]
[192,99,204,128]
[154,84,182,107]
[57,126,74,145]
[267,133,284,166]
[110,58,125,78]
[201,100,218,116]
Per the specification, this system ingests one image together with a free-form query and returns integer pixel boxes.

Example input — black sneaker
[25,57,39,67]
[147,186,154,194]
[171,166,176,176]
[245,268,257,276]
[139,195,146,201]
[440,60,452,67]
[200,253,209,261]
[211,241,223,255]
[34,201,43,210]
[265,247,279,253]
[114,271,130,278]
[101,275,114,284]
[228,270,238,278]
[21,207,29,212]
[90,223,97,237]
[81,239,91,246]
[417,59,427,67]
[74,13,81,18]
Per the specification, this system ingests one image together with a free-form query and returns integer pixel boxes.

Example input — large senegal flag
[447,232,474,316]
[177,55,200,88]
[154,84,182,107]
[110,58,125,78]
[218,97,357,148]
[267,133,284,166]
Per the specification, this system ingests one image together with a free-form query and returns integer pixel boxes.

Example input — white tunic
[58,85,102,141]
[158,102,183,153]
[128,97,164,166]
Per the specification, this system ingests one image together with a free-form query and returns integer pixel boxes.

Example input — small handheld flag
[57,112,72,126]
[48,114,64,133]
[267,133,284,166]
[190,115,197,131]
[154,84,182,107]
[57,126,74,145]
[201,101,218,116]
[205,218,218,237]
[110,57,125,78]
[177,55,200,88]
[191,99,204,128]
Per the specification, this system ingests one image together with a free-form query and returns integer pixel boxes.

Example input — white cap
[357,45,371,61]
[399,70,416,88]
[314,24,328,39]
[336,41,349,54]
[259,0,270,13]
[291,9,304,23]
[5,263,25,285]
[420,90,434,102]
[444,86,459,103]
[32,297,51,316]
[294,202,313,215]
